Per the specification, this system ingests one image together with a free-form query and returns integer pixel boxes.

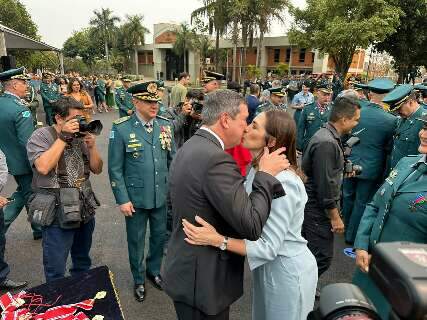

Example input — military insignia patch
[147,82,157,94]
[409,193,426,212]
[109,131,115,139]
[22,110,31,118]
[389,170,398,179]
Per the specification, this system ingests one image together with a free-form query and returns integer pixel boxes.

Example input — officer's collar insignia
[409,193,426,212]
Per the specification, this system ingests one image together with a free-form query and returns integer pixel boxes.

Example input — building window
[274,49,280,63]
[299,48,306,63]
[311,52,315,63]
[286,48,291,63]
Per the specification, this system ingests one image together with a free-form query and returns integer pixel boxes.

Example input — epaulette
[113,116,130,125]
[156,115,170,122]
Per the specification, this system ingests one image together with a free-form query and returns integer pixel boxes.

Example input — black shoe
[33,233,42,240]
[0,279,28,290]
[134,284,145,302]
[147,274,163,290]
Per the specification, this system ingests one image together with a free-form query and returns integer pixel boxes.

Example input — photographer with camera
[26,96,103,282]
[302,92,361,281]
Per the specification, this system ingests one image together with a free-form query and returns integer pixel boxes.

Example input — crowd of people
[0,64,426,320]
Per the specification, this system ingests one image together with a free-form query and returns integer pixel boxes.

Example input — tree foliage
[89,8,121,61]
[374,0,427,82]
[63,28,103,66]
[289,0,401,77]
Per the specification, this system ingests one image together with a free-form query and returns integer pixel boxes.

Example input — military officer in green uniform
[414,83,427,109]
[202,70,224,94]
[0,67,41,238]
[385,84,427,169]
[40,72,59,126]
[115,76,134,118]
[353,114,427,320]
[256,87,287,115]
[296,83,332,152]
[342,79,396,244]
[108,81,175,303]
[156,80,167,116]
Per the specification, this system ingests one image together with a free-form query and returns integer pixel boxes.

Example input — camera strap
[46,126,90,188]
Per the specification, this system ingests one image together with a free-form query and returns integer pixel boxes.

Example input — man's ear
[219,112,230,129]
[267,136,276,148]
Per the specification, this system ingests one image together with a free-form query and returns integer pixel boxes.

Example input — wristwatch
[219,236,228,251]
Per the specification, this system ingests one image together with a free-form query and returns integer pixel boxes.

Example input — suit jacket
[246,95,260,124]
[162,129,285,315]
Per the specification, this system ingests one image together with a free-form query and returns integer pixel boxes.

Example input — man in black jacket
[302,92,361,278]
[162,89,289,320]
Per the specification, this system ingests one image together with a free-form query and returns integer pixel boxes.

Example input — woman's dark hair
[178,72,189,81]
[52,96,84,124]
[253,110,305,180]
[186,89,204,101]
[67,77,84,94]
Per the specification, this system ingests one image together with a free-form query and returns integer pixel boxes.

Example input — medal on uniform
[132,152,140,159]
[409,193,426,212]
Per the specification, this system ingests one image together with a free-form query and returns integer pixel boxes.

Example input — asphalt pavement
[3,108,356,320]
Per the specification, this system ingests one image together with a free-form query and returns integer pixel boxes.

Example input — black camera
[190,98,204,115]
[74,116,103,137]
[343,136,363,176]
[309,242,427,320]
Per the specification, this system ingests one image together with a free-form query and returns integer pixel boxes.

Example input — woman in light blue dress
[183,110,318,320]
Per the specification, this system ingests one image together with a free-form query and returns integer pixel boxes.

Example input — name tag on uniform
[127,143,142,148]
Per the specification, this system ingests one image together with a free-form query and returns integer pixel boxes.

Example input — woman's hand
[355,249,371,273]
[182,215,223,247]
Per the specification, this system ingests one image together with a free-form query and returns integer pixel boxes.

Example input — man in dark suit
[162,89,289,320]
[246,83,261,124]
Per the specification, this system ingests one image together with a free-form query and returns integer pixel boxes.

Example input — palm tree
[191,0,231,71]
[89,8,120,61]
[254,0,289,67]
[173,23,194,73]
[122,14,149,74]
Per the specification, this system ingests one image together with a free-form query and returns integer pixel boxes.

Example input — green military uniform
[384,84,427,169]
[39,74,59,126]
[353,154,427,320]
[342,78,397,244]
[156,80,168,116]
[0,67,41,237]
[115,76,134,118]
[415,84,427,110]
[95,78,106,103]
[108,81,175,286]
[296,100,331,152]
[255,87,287,115]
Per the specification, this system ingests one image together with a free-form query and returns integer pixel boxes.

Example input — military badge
[147,82,157,94]
[159,126,172,151]
[22,110,31,118]
[386,169,398,185]
[109,131,115,139]
[132,152,140,159]
[130,133,136,139]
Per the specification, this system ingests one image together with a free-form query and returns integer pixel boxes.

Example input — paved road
[3,109,356,319]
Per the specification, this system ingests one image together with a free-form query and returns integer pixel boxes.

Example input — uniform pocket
[125,145,145,162]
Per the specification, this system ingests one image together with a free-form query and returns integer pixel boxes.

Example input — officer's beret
[268,87,286,97]
[202,70,224,83]
[382,84,414,111]
[0,67,30,81]
[127,81,160,102]
[366,78,395,94]
[316,82,333,94]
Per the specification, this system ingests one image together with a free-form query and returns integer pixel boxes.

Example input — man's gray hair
[202,89,245,126]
